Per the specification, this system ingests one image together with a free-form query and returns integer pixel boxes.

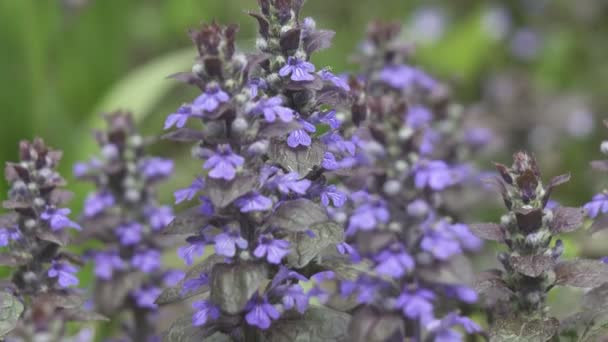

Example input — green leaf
[162,314,227,342]
[210,262,269,315]
[286,221,343,268]
[270,198,329,232]
[0,291,24,337]
[268,140,325,176]
[489,316,559,342]
[260,306,350,342]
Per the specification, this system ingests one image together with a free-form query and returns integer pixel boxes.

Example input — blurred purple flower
[413,160,455,190]
[320,185,346,208]
[394,288,435,323]
[115,222,143,246]
[319,69,350,91]
[178,239,207,266]
[374,247,415,278]
[274,172,311,195]
[131,249,161,273]
[84,191,114,217]
[183,272,209,294]
[140,158,174,180]
[406,105,432,129]
[379,65,436,90]
[165,106,196,130]
[0,227,20,247]
[94,251,125,280]
[132,287,162,309]
[584,193,608,218]
[48,261,79,288]
[147,206,174,231]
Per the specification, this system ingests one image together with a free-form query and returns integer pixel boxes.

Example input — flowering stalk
[75,112,178,341]
[473,152,608,340]
[160,0,354,340]
[324,22,485,341]
[0,139,97,340]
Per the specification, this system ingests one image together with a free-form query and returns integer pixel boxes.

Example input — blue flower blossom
[203,145,244,181]
[279,57,315,82]
[48,261,79,288]
[584,193,608,218]
[192,300,220,327]
[41,207,81,231]
[245,295,281,329]
[191,86,230,114]
[254,235,290,264]
[250,96,295,123]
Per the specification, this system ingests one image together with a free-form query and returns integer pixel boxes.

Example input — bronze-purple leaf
[270,198,329,232]
[589,214,608,235]
[554,259,608,288]
[49,189,74,206]
[279,28,301,53]
[494,162,512,184]
[468,223,505,242]
[474,270,513,307]
[162,206,212,235]
[515,208,543,234]
[259,121,302,138]
[549,207,584,234]
[162,128,206,142]
[304,30,336,55]
[248,12,269,38]
[591,160,608,171]
[167,72,204,88]
[203,173,258,209]
[510,255,556,277]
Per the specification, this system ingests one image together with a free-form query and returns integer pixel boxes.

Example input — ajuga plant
[74,112,178,341]
[0,139,100,341]
[472,152,608,341]
[159,0,355,341]
[325,22,485,341]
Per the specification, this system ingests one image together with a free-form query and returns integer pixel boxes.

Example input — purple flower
[287,120,316,148]
[174,177,205,204]
[245,295,281,330]
[319,69,350,91]
[183,272,209,294]
[131,249,161,273]
[251,96,295,123]
[322,133,356,156]
[346,194,390,235]
[163,270,185,286]
[465,127,494,148]
[235,193,273,213]
[254,235,290,264]
[191,86,229,114]
[132,287,162,309]
[271,266,307,289]
[177,239,206,266]
[214,229,248,257]
[427,313,482,342]
[48,261,79,288]
[322,152,339,170]
[94,251,125,280]
[510,28,541,61]
[147,206,174,231]
[279,57,315,82]
[248,78,267,98]
[406,105,432,129]
[374,247,415,278]
[394,288,435,323]
[164,106,196,130]
[84,192,115,217]
[584,193,608,218]
[602,256,608,264]
[140,157,174,180]
[319,110,341,130]
[278,284,308,313]
[379,64,436,90]
[115,222,142,246]
[413,160,455,191]
[274,172,311,195]
[0,227,20,247]
[203,145,244,181]
[192,300,220,326]
[73,158,101,177]
[341,276,379,304]
[451,285,478,304]
[41,208,81,231]
[320,185,347,208]
[449,223,483,251]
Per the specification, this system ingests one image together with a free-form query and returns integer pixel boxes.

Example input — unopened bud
[601,141,608,155]
[383,180,402,195]
[231,117,249,134]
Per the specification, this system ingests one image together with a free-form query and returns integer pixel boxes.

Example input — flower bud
[601,141,608,155]
[383,180,402,195]
[231,117,249,134]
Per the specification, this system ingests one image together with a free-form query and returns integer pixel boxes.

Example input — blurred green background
[1,0,607,335]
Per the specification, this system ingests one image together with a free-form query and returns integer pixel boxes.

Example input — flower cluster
[0,139,96,340]
[75,112,177,341]
[472,152,608,340]
[320,22,484,341]
[160,0,354,339]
